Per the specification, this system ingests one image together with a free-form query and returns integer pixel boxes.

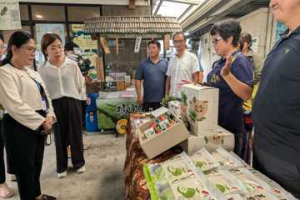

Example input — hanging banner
[71,24,98,67]
[134,36,142,53]
[0,0,21,30]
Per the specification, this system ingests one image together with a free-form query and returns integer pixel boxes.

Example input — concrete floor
[5,132,126,200]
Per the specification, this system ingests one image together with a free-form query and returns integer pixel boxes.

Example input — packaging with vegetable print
[250,170,298,200]
[227,194,244,200]
[211,147,243,169]
[229,168,270,193]
[206,169,247,195]
[143,152,226,200]
[245,190,279,200]
[138,108,190,159]
[181,85,219,136]
[181,126,235,155]
[143,148,296,200]
[190,148,220,173]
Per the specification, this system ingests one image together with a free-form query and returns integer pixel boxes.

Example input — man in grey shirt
[135,40,168,111]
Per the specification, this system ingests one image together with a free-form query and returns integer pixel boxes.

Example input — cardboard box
[138,108,190,159]
[168,101,181,119]
[181,85,219,136]
[181,126,235,155]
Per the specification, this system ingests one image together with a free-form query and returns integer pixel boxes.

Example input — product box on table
[168,101,181,119]
[138,107,190,159]
[181,126,235,155]
[181,84,219,136]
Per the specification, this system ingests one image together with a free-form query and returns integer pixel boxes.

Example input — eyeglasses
[212,38,223,45]
[0,44,7,50]
[173,40,185,44]
[21,46,36,54]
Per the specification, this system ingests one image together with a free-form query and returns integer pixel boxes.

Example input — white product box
[181,84,219,136]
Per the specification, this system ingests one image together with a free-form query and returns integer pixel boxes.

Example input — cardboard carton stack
[179,84,235,155]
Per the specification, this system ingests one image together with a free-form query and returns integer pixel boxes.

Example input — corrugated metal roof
[84,16,182,35]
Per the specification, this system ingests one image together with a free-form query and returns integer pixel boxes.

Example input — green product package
[191,148,220,173]
[143,152,226,200]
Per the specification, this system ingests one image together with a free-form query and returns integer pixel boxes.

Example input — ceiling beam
[178,4,194,21]
[154,0,164,15]
[164,0,200,5]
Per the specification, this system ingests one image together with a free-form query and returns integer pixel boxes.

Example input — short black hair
[172,32,186,41]
[0,33,3,42]
[210,19,241,47]
[147,40,161,49]
[64,41,79,52]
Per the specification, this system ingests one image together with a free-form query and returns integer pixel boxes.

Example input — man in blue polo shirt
[252,0,300,198]
[135,40,168,111]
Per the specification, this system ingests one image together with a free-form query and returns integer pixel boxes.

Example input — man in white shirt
[165,32,200,99]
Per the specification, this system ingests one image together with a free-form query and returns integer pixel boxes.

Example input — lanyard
[9,62,49,111]
[24,69,50,112]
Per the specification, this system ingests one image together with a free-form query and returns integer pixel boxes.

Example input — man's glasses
[212,38,223,45]
[173,40,185,44]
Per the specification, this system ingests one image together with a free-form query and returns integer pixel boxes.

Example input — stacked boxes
[181,126,235,155]
[179,84,235,155]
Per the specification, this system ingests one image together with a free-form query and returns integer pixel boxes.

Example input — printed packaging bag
[190,148,220,173]
[206,169,247,195]
[211,147,243,169]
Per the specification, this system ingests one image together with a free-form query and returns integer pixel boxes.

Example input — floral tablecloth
[123,113,182,200]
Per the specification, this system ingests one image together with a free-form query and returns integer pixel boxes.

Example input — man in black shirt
[252,0,300,198]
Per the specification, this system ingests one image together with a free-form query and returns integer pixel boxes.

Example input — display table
[123,113,182,200]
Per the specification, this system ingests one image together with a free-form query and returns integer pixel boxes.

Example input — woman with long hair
[0,31,56,200]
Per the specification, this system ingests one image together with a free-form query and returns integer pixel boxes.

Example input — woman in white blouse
[0,31,56,200]
[39,33,86,179]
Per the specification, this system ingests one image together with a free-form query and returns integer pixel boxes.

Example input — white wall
[199,32,219,81]
[238,8,275,59]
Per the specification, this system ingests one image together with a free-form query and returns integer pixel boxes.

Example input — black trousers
[0,120,14,184]
[52,97,85,173]
[81,101,86,129]
[1,113,45,200]
[143,102,161,112]
[253,147,300,198]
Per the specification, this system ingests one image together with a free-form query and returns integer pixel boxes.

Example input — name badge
[42,99,47,111]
